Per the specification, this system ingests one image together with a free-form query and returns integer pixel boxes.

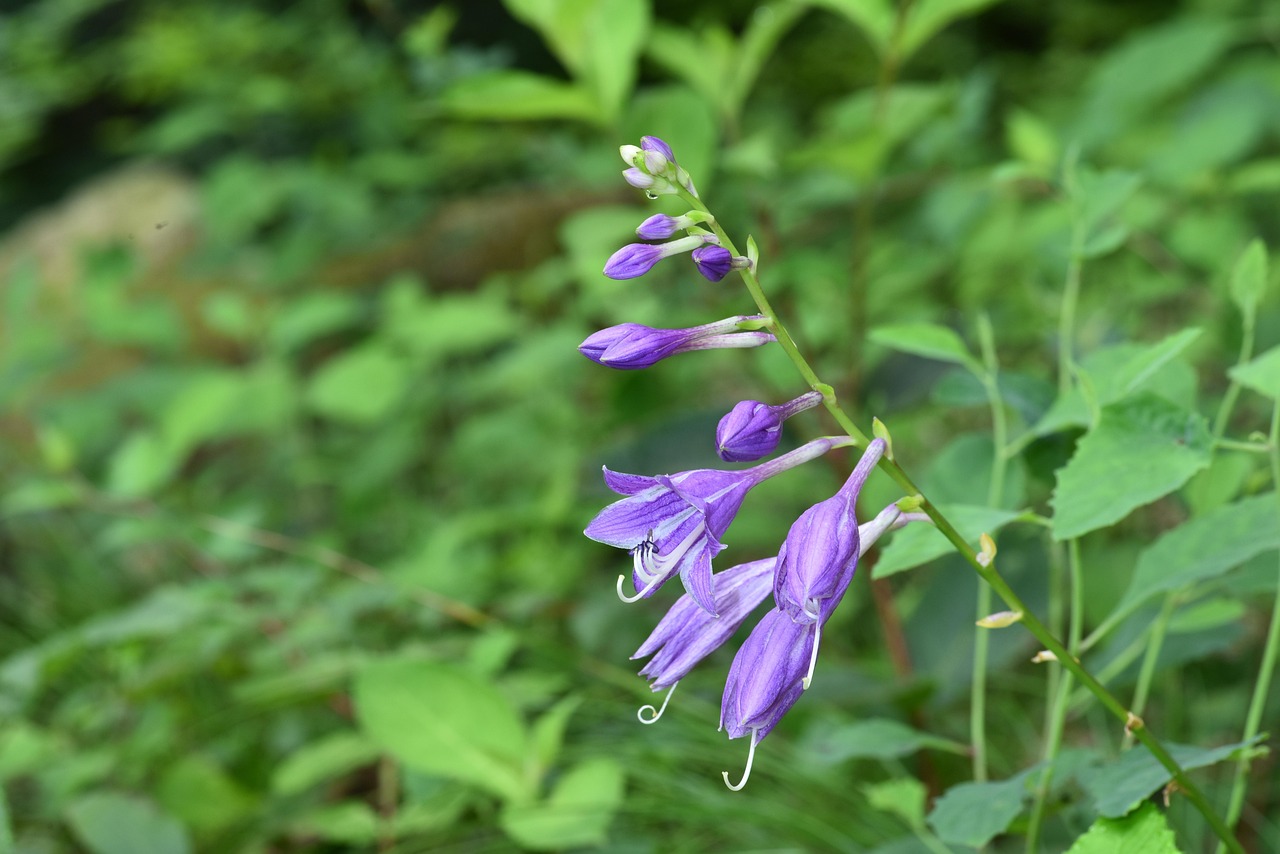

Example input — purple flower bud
[716,391,824,462]
[641,135,676,163]
[622,168,656,190]
[604,235,708,280]
[579,315,776,371]
[636,214,689,240]
[692,245,733,282]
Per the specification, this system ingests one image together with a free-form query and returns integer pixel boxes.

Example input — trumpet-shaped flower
[716,391,825,462]
[579,315,774,370]
[585,437,850,614]
[632,558,774,693]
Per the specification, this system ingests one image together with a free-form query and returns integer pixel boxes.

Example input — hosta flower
[579,315,775,370]
[718,608,813,789]
[716,391,825,462]
[604,234,713,280]
[719,439,901,790]
[692,245,733,282]
[585,437,851,614]
[630,558,775,721]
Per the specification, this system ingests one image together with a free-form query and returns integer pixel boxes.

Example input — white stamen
[803,620,822,690]
[637,683,678,724]
[722,731,758,791]
[616,573,663,603]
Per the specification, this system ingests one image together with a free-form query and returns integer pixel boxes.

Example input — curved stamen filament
[722,730,759,791]
[616,573,664,603]
[802,620,822,690]
[637,683,678,724]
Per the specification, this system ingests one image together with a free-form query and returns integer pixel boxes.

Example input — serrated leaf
[1067,802,1181,854]
[1110,492,1280,622]
[803,718,969,762]
[1050,395,1211,540]
[1229,345,1280,401]
[1082,737,1264,818]
[870,323,979,371]
[354,659,529,803]
[927,775,1029,848]
[65,793,191,854]
[438,71,598,123]
[1229,239,1268,319]
[499,757,624,850]
[873,505,1021,578]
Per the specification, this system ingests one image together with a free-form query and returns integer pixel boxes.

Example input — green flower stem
[971,314,1008,783]
[680,191,1242,853]
[1220,398,1280,847]
[1125,592,1177,746]
[1027,539,1085,851]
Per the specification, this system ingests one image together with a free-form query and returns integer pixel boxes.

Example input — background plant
[2,0,1279,851]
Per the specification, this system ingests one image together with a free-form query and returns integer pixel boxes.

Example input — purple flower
[632,558,774,694]
[640,135,675,162]
[579,315,775,370]
[718,608,813,788]
[716,391,825,462]
[584,437,850,614]
[635,213,708,241]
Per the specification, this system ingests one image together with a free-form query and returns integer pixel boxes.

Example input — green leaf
[437,71,598,123]
[503,0,593,76]
[900,0,1007,59]
[582,0,648,123]
[2,478,86,516]
[809,0,894,53]
[290,802,378,844]
[271,732,381,796]
[306,345,409,424]
[65,793,192,854]
[499,757,624,850]
[870,323,980,371]
[1082,737,1264,818]
[530,695,583,773]
[354,659,529,803]
[0,787,13,854]
[802,718,969,762]
[155,756,256,834]
[1067,802,1181,854]
[866,778,929,829]
[1229,345,1280,401]
[927,775,1029,848]
[873,505,1022,578]
[1230,240,1268,321]
[105,431,183,498]
[1111,492,1280,621]
[1006,108,1058,170]
[1050,395,1212,540]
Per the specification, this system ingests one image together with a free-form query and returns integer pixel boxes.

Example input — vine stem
[677,189,1244,854]
[1219,398,1280,848]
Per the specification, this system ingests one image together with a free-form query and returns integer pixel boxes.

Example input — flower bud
[715,391,823,462]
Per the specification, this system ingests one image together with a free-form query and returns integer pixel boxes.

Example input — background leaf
[65,793,192,854]
[1051,395,1212,540]
[354,659,530,803]
[1066,802,1181,854]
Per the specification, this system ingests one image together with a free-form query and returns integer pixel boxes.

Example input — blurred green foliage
[2,0,1279,851]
